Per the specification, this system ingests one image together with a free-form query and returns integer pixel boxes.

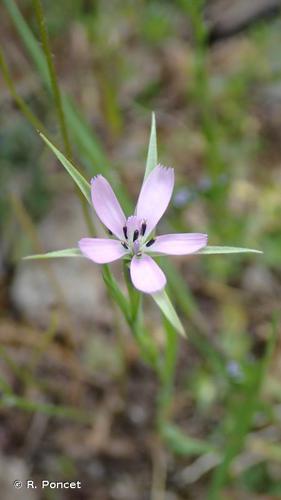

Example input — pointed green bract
[197,246,263,255]
[40,133,91,204]
[152,290,185,337]
[24,248,82,260]
[144,112,157,180]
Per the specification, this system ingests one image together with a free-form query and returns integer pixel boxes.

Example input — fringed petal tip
[90,175,126,239]
[156,164,174,174]
[91,175,103,184]
[136,164,175,235]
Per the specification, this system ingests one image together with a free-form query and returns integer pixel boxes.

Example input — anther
[140,222,147,236]
[146,238,155,247]
[133,229,139,242]
[121,242,128,249]
[136,251,142,257]
[123,226,128,239]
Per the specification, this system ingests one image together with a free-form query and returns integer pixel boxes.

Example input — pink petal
[130,254,166,293]
[91,176,126,239]
[135,165,174,235]
[79,238,128,264]
[146,233,208,255]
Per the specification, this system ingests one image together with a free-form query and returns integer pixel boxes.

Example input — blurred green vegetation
[0,1,281,499]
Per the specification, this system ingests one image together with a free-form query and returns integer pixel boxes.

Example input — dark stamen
[123,226,128,239]
[122,242,129,249]
[140,222,147,236]
[108,229,113,236]
[146,238,155,247]
[136,251,142,257]
[133,229,139,242]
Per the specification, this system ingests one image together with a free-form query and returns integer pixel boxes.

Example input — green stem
[123,261,142,325]
[157,318,179,427]
[0,47,47,134]
[122,261,160,369]
[123,259,179,429]
[2,2,95,240]
[32,0,72,157]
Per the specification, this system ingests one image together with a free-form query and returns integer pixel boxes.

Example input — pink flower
[79,165,207,294]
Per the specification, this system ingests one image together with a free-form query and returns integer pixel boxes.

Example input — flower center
[122,215,155,257]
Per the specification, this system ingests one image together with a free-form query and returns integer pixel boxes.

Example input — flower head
[79,165,207,293]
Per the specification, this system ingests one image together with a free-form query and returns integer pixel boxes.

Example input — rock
[11,195,111,329]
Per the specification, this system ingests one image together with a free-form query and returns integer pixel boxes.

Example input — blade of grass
[62,98,132,213]
[208,321,277,498]
[4,0,133,212]
[0,393,93,423]
[162,423,216,456]
[182,0,224,180]
[3,1,107,170]
[30,0,99,236]
[0,47,47,134]
[32,0,72,156]
[3,0,50,83]
[62,97,108,170]
[0,47,95,235]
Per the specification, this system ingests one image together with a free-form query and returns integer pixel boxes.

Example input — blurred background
[0,0,281,499]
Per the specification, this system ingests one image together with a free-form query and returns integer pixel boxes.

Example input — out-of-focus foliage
[0,1,280,499]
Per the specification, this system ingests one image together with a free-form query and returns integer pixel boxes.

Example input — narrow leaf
[3,0,50,84]
[0,393,92,423]
[24,248,82,260]
[39,133,91,204]
[3,0,117,181]
[144,112,157,180]
[197,246,263,255]
[62,97,108,169]
[162,423,216,456]
[152,289,185,337]
[32,0,72,158]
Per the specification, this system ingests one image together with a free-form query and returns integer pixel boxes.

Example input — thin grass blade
[162,423,216,456]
